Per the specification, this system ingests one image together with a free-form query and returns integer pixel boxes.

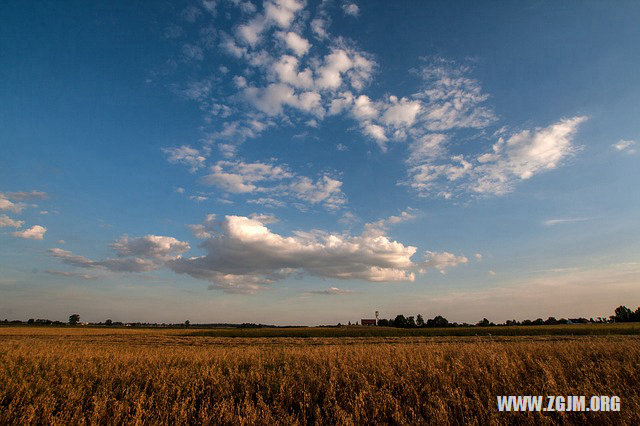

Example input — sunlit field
[1,327,639,424]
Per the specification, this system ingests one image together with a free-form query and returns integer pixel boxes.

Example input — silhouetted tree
[393,315,408,328]
[184,320,191,327]
[105,319,113,326]
[407,316,416,328]
[68,314,80,325]
[416,314,424,327]
[477,318,493,327]
[426,315,449,328]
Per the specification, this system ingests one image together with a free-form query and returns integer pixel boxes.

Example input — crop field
[1,327,639,424]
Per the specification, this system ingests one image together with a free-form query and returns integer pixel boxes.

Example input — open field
[1,327,639,424]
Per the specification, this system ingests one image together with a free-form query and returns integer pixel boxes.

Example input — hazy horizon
[2,0,639,326]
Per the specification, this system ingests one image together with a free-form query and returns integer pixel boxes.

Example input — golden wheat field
[1,327,639,425]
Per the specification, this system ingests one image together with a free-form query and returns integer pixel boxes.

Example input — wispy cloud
[612,139,636,154]
[308,287,354,295]
[542,218,590,226]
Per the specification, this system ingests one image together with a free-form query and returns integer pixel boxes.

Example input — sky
[1,0,639,325]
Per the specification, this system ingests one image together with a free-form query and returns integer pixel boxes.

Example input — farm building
[361,319,376,326]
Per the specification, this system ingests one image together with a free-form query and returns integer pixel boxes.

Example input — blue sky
[1,0,639,325]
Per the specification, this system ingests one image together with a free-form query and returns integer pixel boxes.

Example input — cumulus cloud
[188,214,217,239]
[0,194,26,213]
[12,225,47,240]
[612,139,636,154]
[424,251,468,274]
[168,215,418,293]
[0,214,24,228]
[342,3,359,17]
[162,146,206,172]
[202,160,346,210]
[277,31,311,56]
[110,235,191,261]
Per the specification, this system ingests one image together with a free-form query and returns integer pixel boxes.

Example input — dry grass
[1,327,639,425]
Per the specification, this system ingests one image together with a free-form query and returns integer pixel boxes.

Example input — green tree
[105,319,113,326]
[416,314,424,327]
[68,314,80,325]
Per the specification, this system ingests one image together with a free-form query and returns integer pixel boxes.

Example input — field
[1,326,639,425]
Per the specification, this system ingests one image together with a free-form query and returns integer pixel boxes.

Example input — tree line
[2,305,640,328]
[368,305,640,328]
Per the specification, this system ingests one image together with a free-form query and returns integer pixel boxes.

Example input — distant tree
[27,318,35,324]
[377,318,390,327]
[184,320,191,327]
[477,318,493,327]
[393,315,408,328]
[68,314,80,326]
[532,318,544,326]
[544,317,558,325]
[348,321,351,326]
[426,315,449,328]
[105,319,113,326]
[505,319,518,326]
[407,316,416,328]
[416,314,424,327]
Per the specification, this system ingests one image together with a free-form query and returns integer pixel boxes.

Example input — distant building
[361,319,376,326]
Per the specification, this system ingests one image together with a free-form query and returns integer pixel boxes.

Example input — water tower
[375,311,379,325]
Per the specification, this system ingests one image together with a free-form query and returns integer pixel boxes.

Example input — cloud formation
[0,214,24,228]
[202,160,346,210]
[612,139,636,154]
[168,215,419,293]
[13,225,47,240]
[407,116,587,197]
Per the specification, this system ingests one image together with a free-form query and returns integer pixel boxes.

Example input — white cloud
[188,214,217,239]
[110,235,191,261]
[407,116,587,197]
[543,218,590,226]
[424,251,468,274]
[189,195,209,202]
[13,225,47,240]
[203,160,346,210]
[612,139,636,154]
[471,116,587,194]
[381,97,421,128]
[474,253,483,261]
[277,31,311,56]
[202,160,292,193]
[50,234,191,273]
[342,3,359,17]
[0,214,24,228]
[407,134,447,164]
[414,61,496,131]
[162,146,206,172]
[168,215,418,293]
[249,212,279,224]
[0,194,26,213]
[289,175,346,210]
